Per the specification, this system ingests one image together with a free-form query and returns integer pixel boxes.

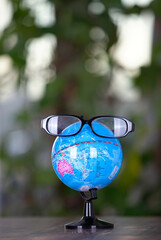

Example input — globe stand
[65,188,114,230]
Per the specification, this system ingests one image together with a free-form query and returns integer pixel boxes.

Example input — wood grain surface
[0,217,161,240]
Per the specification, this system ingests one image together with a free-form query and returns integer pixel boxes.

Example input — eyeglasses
[41,115,135,138]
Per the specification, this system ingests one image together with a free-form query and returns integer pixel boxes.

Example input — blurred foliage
[0,0,161,217]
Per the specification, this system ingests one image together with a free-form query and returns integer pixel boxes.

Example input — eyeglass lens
[47,116,81,135]
[92,117,127,137]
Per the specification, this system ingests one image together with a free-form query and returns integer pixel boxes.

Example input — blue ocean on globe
[51,122,123,192]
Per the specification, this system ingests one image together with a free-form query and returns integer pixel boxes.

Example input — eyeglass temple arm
[125,119,135,132]
[41,118,47,129]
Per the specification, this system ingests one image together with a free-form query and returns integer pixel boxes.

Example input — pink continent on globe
[57,159,74,177]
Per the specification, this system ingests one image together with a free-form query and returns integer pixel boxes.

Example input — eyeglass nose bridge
[81,119,92,128]
[79,116,91,126]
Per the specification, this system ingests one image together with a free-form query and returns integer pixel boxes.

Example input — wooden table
[0,217,161,240]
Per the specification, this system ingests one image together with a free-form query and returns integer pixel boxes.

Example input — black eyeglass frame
[41,114,135,138]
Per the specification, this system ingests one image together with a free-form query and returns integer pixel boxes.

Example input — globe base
[65,198,114,230]
[65,217,114,229]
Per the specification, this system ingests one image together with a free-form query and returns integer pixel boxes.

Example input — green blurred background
[0,0,161,217]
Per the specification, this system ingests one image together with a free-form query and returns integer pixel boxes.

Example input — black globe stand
[65,189,114,230]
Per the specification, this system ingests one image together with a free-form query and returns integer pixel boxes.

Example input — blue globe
[51,122,123,192]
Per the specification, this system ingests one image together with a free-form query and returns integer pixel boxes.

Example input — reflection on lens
[47,116,58,134]
[92,117,127,137]
[47,116,81,135]
[114,118,127,137]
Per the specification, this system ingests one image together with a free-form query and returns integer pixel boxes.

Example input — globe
[51,122,123,192]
